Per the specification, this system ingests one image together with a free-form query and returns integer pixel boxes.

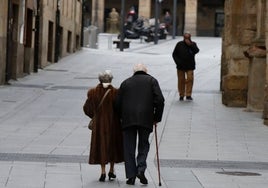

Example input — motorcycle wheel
[159,34,167,39]
[145,36,153,42]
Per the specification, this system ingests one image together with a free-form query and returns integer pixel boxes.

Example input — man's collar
[134,71,147,75]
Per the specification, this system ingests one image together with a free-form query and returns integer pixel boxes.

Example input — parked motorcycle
[144,22,168,42]
[118,18,167,42]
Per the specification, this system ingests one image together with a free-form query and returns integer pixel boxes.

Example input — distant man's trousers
[177,69,194,97]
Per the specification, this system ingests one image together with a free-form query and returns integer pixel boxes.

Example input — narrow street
[1,35,268,188]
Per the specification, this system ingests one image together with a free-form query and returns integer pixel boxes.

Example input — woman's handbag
[88,89,111,130]
[88,119,94,130]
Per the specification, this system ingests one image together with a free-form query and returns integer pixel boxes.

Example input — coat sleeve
[172,43,183,69]
[189,42,199,54]
[114,88,122,119]
[172,44,180,65]
[152,79,165,123]
[83,89,94,118]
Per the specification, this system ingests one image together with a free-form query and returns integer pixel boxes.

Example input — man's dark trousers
[123,127,151,178]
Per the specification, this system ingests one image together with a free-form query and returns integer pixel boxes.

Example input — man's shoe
[137,172,148,185]
[179,96,184,101]
[126,177,135,185]
[186,96,193,100]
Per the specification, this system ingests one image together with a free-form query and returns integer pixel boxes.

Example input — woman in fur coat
[83,70,124,182]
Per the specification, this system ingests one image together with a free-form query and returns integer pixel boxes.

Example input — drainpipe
[81,0,85,47]
[33,0,40,72]
[154,0,162,44]
[5,0,13,83]
[172,0,177,39]
[119,0,125,51]
[54,0,60,62]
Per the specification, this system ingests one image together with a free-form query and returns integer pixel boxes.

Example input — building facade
[0,0,82,85]
[84,0,224,37]
[221,0,268,125]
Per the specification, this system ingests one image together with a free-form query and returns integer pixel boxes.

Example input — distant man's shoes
[179,96,184,101]
[137,172,148,185]
[126,177,136,185]
[186,96,193,100]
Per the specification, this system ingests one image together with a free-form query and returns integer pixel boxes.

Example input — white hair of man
[133,63,148,73]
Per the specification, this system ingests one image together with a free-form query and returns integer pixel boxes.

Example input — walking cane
[154,123,162,186]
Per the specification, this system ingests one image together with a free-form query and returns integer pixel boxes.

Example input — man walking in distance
[172,32,199,101]
[116,63,165,185]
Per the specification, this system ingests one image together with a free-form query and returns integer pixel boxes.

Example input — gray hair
[184,31,191,35]
[133,63,148,73]
[98,70,113,83]
[183,31,191,38]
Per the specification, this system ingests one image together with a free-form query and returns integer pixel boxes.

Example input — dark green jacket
[115,71,165,132]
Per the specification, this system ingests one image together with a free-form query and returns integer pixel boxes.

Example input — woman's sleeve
[83,89,94,118]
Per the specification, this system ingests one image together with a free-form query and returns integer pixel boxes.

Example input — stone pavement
[1,34,268,188]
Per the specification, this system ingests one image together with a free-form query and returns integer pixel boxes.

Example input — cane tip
[159,182,162,186]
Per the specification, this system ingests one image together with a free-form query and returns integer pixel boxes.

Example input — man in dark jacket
[172,32,199,101]
[116,63,165,185]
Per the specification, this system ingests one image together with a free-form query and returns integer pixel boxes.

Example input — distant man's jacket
[172,40,199,70]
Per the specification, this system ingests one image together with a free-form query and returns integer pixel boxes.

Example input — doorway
[24,8,33,73]
[47,21,54,62]
[67,31,72,53]
[215,11,224,37]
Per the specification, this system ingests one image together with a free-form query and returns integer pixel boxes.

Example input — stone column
[92,0,104,32]
[221,0,256,107]
[262,0,268,125]
[244,46,266,111]
[256,0,266,39]
[0,0,8,84]
[139,0,151,19]
[184,0,197,35]
[245,0,266,112]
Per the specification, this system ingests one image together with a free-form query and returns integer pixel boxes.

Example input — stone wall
[0,1,7,84]
[184,0,197,35]
[90,0,222,36]
[0,0,81,85]
[221,0,257,107]
[39,0,82,68]
[263,0,268,125]
[221,0,268,125]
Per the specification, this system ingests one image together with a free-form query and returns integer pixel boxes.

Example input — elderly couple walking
[83,64,165,185]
